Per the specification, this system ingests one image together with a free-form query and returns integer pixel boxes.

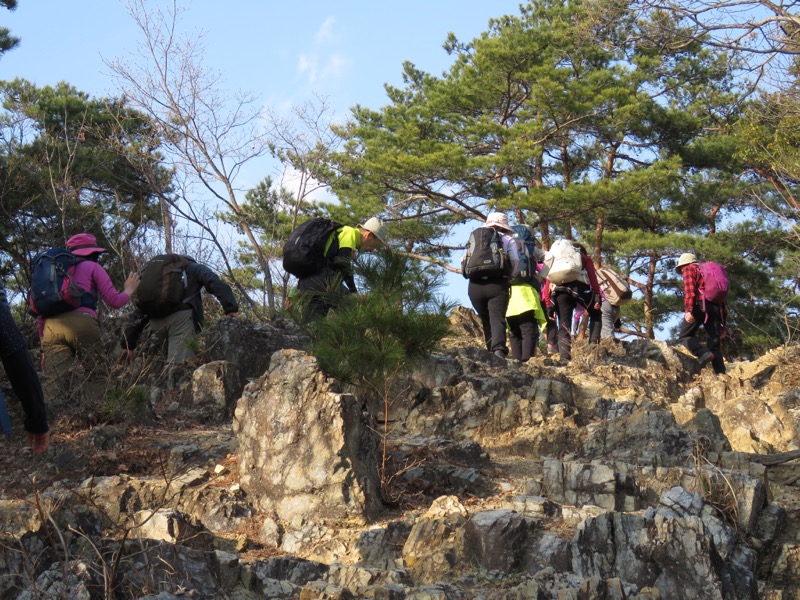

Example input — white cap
[359,217,387,244]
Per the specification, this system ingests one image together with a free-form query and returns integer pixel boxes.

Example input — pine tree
[301,249,453,499]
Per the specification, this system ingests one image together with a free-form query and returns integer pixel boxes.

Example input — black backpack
[28,247,95,317]
[461,227,506,280]
[135,254,194,318]
[282,217,342,278]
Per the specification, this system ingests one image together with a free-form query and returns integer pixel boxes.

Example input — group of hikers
[3,233,239,455]
[2,212,726,456]
[461,212,728,375]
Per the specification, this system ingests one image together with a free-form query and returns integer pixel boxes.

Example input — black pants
[468,278,510,355]
[296,268,349,318]
[507,310,539,362]
[545,320,557,350]
[553,289,578,360]
[678,302,726,374]
[551,281,603,360]
[572,283,601,343]
[0,300,48,434]
[553,281,599,360]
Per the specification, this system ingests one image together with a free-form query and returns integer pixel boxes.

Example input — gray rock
[234,349,382,524]
[191,360,241,421]
[202,317,307,396]
[462,509,532,572]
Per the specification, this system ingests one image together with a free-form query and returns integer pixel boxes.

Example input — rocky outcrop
[3,318,800,599]
[233,349,383,524]
[201,316,307,397]
[698,345,800,453]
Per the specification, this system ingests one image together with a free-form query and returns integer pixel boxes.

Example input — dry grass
[692,436,740,528]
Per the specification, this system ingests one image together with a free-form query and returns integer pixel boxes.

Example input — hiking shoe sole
[698,352,715,367]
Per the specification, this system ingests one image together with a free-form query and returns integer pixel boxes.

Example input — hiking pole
[0,386,11,435]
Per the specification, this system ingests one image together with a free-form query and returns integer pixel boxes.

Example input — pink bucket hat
[484,212,513,233]
[66,233,107,256]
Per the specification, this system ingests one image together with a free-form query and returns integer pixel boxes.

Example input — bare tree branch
[106,0,276,313]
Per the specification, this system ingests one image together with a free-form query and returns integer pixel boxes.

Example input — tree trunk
[593,210,605,266]
[645,254,657,339]
[161,198,173,254]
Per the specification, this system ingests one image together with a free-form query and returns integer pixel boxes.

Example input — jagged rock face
[201,316,308,397]
[5,315,800,599]
[700,345,800,453]
[233,349,383,524]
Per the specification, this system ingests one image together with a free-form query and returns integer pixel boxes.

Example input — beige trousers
[42,310,106,408]
[149,309,197,363]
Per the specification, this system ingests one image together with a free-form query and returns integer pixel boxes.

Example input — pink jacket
[38,261,131,337]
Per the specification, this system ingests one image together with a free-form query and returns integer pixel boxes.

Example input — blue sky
[3,1,522,120]
[3,1,531,308]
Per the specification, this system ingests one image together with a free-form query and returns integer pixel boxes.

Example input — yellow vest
[507,283,547,325]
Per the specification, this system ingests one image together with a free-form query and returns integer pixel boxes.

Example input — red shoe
[27,431,50,455]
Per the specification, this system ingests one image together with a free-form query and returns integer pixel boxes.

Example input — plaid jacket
[681,262,702,312]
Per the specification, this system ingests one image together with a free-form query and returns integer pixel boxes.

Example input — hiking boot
[27,431,50,455]
[494,350,507,359]
[545,357,568,367]
[698,352,715,367]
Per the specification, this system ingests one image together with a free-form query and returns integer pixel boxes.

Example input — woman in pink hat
[39,233,140,412]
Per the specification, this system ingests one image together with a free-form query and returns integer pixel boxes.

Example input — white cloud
[297,54,318,85]
[277,166,337,205]
[321,52,350,80]
[314,17,337,44]
[295,16,350,87]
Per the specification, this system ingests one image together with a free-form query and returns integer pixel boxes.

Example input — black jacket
[121,260,238,350]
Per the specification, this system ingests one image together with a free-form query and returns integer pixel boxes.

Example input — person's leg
[163,310,197,363]
[601,301,619,339]
[41,313,81,409]
[571,306,583,337]
[486,282,510,355]
[0,301,48,440]
[70,312,107,406]
[145,314,171,360]
[468,282,492,351]
[297,269,346,318]
[677,307,708,359]
[587,302,602,344]
[2,349,48,434]
[703,302,726,374]
[545,320,557,354]
[554,291,576,360]
[507,314,522,360]
[518,311,537,362]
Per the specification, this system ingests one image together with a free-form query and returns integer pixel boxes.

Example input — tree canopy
[2,0,799,357]
[0,79,169,290]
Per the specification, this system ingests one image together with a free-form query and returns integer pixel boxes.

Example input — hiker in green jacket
[296,217,387,317]
[506,281,547,362]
